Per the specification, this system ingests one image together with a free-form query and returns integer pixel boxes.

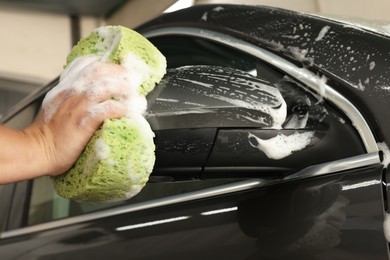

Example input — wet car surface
[0,4,390,259]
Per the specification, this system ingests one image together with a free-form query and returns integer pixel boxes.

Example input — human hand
[22,57,135,178]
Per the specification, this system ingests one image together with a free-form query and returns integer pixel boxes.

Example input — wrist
[21,124,53,178]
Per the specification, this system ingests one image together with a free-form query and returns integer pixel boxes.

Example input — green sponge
[65,25,166,95]
[53,25,166,202]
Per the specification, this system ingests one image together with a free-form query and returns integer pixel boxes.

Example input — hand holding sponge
[47,26,166,201]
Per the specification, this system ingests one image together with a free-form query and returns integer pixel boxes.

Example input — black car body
[1,4,390,259]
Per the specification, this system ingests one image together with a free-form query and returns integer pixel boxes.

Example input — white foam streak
[248,131,314,160]
[207,93,286,129]
[315,26,331,41]
[378,142,390,167]
[94,138,111,160]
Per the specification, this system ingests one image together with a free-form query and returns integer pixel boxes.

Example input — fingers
[85,78,135,103]
[81,99,128,129]
[63,58,127,83]
[44,57,136,122]
[60,58,129,97]
[60,56,100,82]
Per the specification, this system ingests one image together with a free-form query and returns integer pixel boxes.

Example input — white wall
[0,9,70,83]
[318,0,390,21]
[0,8,102,84]
[107,0,177,28]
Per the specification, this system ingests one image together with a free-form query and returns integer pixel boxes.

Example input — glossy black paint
[0,165,386,259]
[205,125,365,178]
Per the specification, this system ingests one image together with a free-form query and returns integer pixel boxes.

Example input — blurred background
[0,0,389,117]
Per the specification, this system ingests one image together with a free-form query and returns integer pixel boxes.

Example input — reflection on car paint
[287,195,349,253]
[341,179,381,191]
[201,206,238,216]
[116,215,190,231]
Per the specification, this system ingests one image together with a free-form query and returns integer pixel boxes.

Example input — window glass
[0,77,40,119]
[2,100,40,129]
[149,36,257,71]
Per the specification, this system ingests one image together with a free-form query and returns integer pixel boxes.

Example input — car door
[0,30,387,260]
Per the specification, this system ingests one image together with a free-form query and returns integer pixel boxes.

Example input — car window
[7,35,365,229]
[149,36,257,72]
[2,100,40,130]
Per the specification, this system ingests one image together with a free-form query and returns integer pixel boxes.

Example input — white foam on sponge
[94,137,111,160]
[121,52,154,92]
[248,131,315,160]
[95,26,122,62]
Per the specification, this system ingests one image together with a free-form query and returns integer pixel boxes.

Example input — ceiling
[0,0,129,17]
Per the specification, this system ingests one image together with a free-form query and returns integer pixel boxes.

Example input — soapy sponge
[53,25,166,201]
[65,26,166,95]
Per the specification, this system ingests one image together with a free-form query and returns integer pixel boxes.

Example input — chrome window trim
[0,152,380,239]
[284,152,380,180]
[142,27,378,153]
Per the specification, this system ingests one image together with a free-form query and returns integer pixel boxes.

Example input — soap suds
[248,131,315,160]
[207,93,286,129]
[172,66,287,129]
[380,143,390,242]
[357,80,366,91]
[42,56,99,121]
[96,26,122,62]
[121,52,153,91]
[378,142,390,167]
[94,138,111,160]
[315,26,331,41]
[213,6,224,12]
[201,12,208,21]
[369,61,376,70]
[43,44,152,123]
[288,47,313,64]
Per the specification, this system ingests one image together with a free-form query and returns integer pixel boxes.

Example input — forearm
[0,125,48,184]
